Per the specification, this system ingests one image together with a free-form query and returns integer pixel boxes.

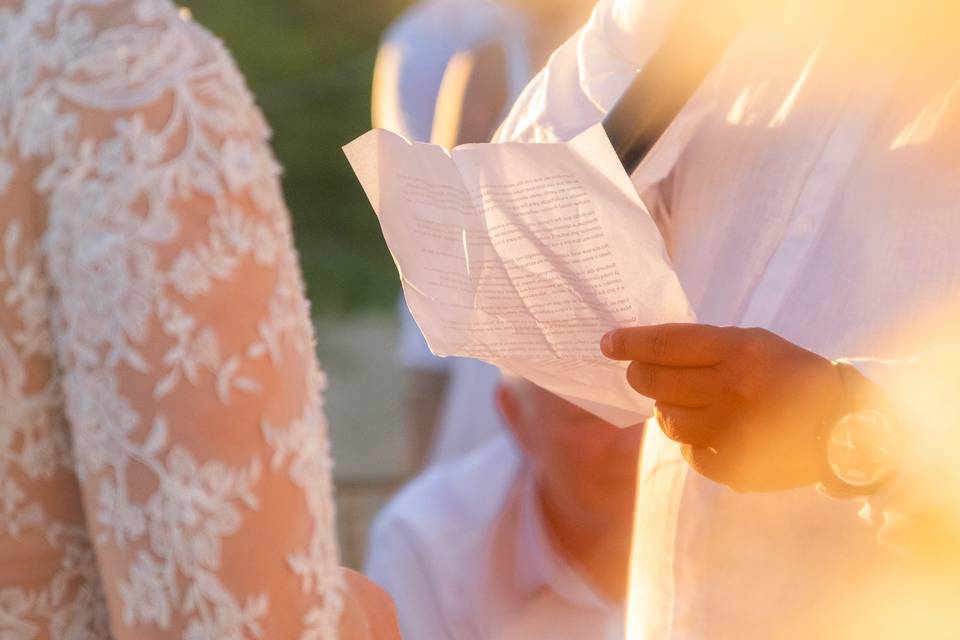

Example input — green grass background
[184,0,411,312]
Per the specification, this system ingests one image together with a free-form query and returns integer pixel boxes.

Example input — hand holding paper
[344,124,694,426]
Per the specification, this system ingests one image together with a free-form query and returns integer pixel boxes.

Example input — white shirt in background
[377,0,531,146]
[366,435,625,639]
[427,358,507,464]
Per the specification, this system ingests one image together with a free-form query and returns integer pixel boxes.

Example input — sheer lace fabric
[0,1,342,637]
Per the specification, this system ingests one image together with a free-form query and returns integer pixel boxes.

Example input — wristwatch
[816,363,904,498]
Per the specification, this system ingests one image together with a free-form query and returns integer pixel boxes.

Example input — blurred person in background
[372,0,594,471]
[366,376,640,639]
[0,1,397,637]
[497,0,960,637]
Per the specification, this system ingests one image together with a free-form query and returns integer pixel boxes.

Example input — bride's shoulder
[5,0,270,180]
[4,0,248,107]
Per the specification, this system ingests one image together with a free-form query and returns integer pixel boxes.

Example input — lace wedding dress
[0,1,342,637]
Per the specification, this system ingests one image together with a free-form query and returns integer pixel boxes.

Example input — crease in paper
[344,124,695,426]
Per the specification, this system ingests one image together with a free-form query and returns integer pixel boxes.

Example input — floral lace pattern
[0,1,342,637]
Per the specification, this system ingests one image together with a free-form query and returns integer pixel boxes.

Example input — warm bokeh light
[627,1,960,638]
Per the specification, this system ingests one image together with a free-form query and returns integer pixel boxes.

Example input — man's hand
[601,324,843,492]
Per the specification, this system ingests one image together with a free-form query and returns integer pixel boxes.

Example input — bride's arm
[26,3,373,637]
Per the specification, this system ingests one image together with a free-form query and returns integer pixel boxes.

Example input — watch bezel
[823,408,903,493]
[816,363,903,498]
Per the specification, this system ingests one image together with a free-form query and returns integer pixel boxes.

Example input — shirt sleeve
[493,0,688,245]
[842,348,960,553]
[495,0,682,144]
[29,4,342,637]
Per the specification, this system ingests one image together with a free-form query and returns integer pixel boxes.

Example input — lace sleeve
[24,3,342,637]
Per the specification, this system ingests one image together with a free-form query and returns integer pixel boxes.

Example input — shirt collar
[513,464,621,613]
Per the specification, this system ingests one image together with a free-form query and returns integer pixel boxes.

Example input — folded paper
[344,124,694,426]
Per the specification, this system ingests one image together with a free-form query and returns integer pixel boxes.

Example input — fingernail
[601,331,615,356]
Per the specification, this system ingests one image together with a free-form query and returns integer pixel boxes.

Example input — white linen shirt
[365,435,625,640]
[498,0,960,637]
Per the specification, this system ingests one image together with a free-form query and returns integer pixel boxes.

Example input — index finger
[601,323,734,366]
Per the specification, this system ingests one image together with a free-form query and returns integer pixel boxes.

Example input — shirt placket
[738,86,886,329]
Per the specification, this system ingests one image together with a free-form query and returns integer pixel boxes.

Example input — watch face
[826,409,902,489]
